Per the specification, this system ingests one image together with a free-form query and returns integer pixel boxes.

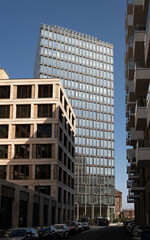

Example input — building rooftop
[41,24,113,47]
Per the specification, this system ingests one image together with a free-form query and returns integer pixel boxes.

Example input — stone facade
[0,68,75,224]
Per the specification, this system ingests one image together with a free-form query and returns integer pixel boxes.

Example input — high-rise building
[34,24,115,220]
[125,0,150,226]
[0,68,75,224]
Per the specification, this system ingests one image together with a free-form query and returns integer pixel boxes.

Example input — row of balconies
[126,0,150,204]
[125,0,150,68]
[126,147,147,203]
[126,136,150,168]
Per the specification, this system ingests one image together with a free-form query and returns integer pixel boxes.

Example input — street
[68,225,128,240]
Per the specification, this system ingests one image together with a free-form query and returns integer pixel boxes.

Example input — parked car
[67,221,79,234]
[77,222,84,232]
[125,221,135,234]
[82,222,90,231]
[0,228,39,239]
[97,217,109,226]
[133,227,150,240]
[123,220,134,229]
[54,224,69,238]
[37,226,58,240]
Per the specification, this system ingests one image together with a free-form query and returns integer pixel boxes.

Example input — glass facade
[34,24,115,219]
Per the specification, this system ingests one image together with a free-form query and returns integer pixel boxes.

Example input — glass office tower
[34,24,115,220]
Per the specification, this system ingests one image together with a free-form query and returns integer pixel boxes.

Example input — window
[35,165,51,179]
[35,185,51,195]
[58,146,63,161]
[58,187,62,202]
[15,145,29,159]
[13,165,29,179]
[0,165,7,179]
[59,108,63,122]
[17,85,31,98]
[0,145,8,159]
[38,104,52,118]
[0,105,10,118]
[15,125,30,138]
[36,144,52,158]
[37,124,52,138]
[60,89,63,103]
[0,125,8,138]
[0,86,10,98]
[16,105,30,118]
[38,85,53,98]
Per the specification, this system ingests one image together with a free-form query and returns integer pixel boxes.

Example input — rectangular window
[35,165,51,179]
[37,124,52,138]
[0,165,7,179]
[15,125,30,138]
[16,105,31,118]
[0,125,8,138]
[13,165,29,179]
[59,107,63,122]
[0,86,10,99]
[17,85,31,98]
[0,105,10,118]
[38,104,52,117]
[36,144,52,158]
[38,85,53,98]
[0,145,8,159]
[15,145,30,159]
[35,185,51,195]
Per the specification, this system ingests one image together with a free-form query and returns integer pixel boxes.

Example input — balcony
[130,181,145,191]
[127,15,134,38]
[136,139,150,167]
[133,0,147,25]
[128,61,135,80]
[127,179,132,188]
[128,167,139,180]
[126,107,135,131]
[127,149,136,169]
[127,196,136,203]
[135,100,147,130]
[133,25,146,63]
[126,127,144,146]
[127,1,133,16]
[134,67,150,97]
[128,189,140,199]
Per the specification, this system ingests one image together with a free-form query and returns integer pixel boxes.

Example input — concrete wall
[0,179,57,229]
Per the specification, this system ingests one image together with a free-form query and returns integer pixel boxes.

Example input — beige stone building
[0,68,75,224]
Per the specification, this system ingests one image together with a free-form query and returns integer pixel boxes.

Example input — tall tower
[34,24,115,220]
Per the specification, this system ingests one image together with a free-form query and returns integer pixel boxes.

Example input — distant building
[121,209,135,220]
[115,189,122,218]
[0,68,75,224]
[34,24,115,220]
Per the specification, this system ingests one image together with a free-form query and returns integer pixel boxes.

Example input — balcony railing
[136,97,147,108]
[135,24,146,31]
[128,61,135,69]
[137,139,150,148]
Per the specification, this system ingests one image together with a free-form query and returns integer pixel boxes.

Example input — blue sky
[0,0,132,209]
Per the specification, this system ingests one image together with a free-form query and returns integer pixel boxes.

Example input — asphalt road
[67,225,128,240]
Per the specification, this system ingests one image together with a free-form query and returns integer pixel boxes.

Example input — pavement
[68,225,128,240]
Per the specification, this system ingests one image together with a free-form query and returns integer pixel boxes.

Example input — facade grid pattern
[34,24,115,220]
